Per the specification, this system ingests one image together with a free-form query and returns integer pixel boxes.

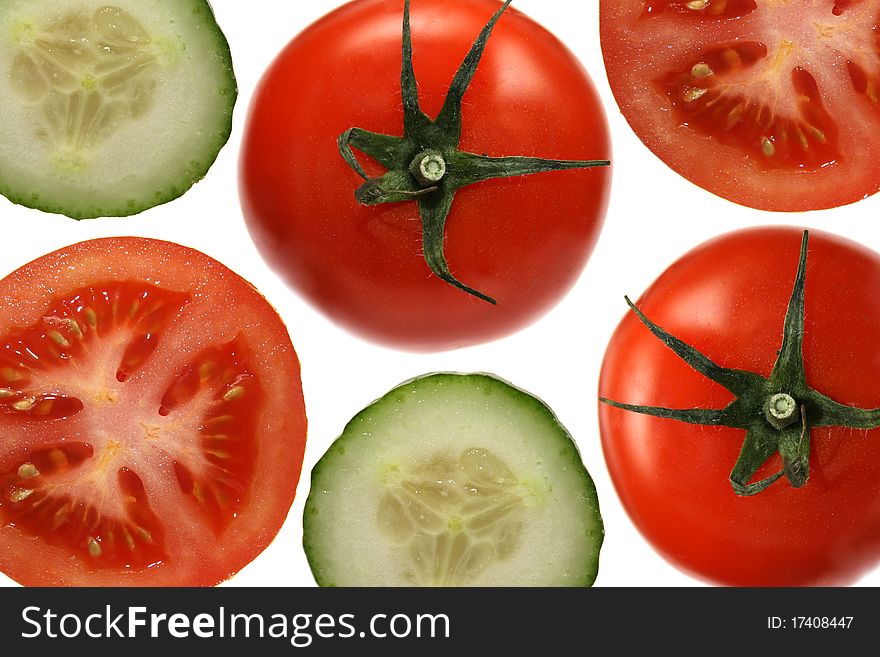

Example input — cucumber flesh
[304,373,603,587]
[0,0,235,218]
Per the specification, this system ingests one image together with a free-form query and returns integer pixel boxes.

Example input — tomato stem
[410,150,447,185]
[764,392,799,430]
[335,0,610,303]
[601,230,880,496]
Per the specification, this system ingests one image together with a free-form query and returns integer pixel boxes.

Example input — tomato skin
[0,238,306,586]
[240,0,610,351]
[600,1,880,211]
[599,228,880,586]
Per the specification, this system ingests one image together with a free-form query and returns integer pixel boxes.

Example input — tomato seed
[722,48,742,68]
[48,331,70,348]
[48,449,68,467]
[199,362,214,380]
[17,463,39,479]
[204,415,233,426]
[9,488,33,503]
[691,63,714,78]
[683,86,708,102]
[222,386,245,402]
[2,368,22,382]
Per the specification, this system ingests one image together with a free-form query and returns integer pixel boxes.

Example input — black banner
[0,587,873,654]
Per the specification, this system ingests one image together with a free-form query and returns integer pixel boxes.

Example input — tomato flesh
[0,281,263,570]
[657,45,840,170]
[601,0,880,209]
[163,336,263,537]
[2,458,167,571]
[0,239,305,586]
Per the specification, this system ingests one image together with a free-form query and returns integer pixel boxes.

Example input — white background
[2,0,879,588]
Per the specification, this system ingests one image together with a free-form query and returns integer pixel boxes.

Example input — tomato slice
[601,0,880,210]
[0,239,306,586]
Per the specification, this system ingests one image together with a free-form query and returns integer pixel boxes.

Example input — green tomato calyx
[600,231,880,497]
[337,0,610,304]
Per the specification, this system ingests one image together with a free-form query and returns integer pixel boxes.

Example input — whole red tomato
[240,0,610,351]
[599,227,880,586]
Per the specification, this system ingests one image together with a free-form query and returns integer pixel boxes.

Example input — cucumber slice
[0,0,235,218]
[304,373,603,587]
